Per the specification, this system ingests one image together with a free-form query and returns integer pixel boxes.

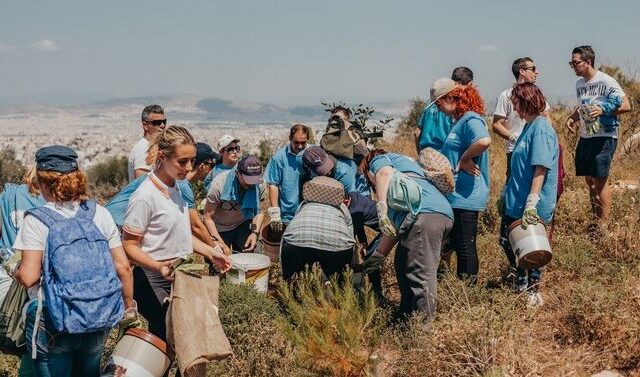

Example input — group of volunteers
[0,44,631,376]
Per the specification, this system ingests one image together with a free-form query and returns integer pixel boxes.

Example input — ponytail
[146,125,195,166]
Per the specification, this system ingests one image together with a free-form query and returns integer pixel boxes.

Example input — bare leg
[591,176,612,222]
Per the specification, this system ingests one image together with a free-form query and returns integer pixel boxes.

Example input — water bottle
[579,99,600,134]
[0,247,14,263]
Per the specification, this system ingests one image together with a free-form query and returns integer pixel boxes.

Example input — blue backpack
[26,200,124,334]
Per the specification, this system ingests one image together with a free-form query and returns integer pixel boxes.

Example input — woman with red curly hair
[432,78,491,283]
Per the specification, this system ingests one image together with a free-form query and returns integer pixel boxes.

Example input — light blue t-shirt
[334,157,357,193]
[204,164,235,192]
[369,153,453,229]
[504,116,559,223]
[440,111,490,211]
[265,144,306,224]
[355,173,371,196]
[0,184,45,248]
[417,105,454,151]
[106,175,194,226]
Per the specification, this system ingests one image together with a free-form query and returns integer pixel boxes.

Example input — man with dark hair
[414,67,474,152]
[451,66,474,86]
[565,45,631,225]
[128,105,166,181]
[492,57,550,178]
[265,123,311,231]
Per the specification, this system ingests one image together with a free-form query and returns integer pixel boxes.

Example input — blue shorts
[574,137,617,178]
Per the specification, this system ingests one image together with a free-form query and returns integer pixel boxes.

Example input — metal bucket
[508,220,552,270]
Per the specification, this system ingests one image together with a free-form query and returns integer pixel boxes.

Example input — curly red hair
[449,85,485,119]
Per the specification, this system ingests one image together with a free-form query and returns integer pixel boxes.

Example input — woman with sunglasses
[204,135,240,191]
[433,78,491,283]
[122,125,231,346]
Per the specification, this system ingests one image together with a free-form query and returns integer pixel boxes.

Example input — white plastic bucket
[508,220,552,269]
[102,328,172,377]
[228,253,271,293]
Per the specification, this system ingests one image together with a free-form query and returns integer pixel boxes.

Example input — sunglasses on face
[569,60,585,68]
[223,145,240,153]
[145,119,167,127]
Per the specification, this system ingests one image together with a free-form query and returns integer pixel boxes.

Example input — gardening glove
[376,201,397,238]
[363,250,386,274]
[117,301,143,340]
[3,250,21,278]
[521,193,540,229]
[267,206,283,232]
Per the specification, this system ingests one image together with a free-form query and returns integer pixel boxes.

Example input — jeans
[25,302,108,377]
[280,240,353,282]
[499,215,542,288]
[451,209,480,282]
[220,220,252,252]
[395,213,453,320]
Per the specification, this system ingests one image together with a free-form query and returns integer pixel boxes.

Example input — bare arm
[192,235,231,273]
[202,201,230,254]
[188,209,215,247]
[530,166,548,195]
[121,233,170,273]
[110,246,135,309]
[491,115,512,141]
[374,166,394,204]
[14,250,42,288]
[458,137,491,176]
[268,184,279,207]
[617,95,632,114]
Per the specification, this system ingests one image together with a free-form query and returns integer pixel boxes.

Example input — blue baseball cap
[195,142,219,166]
[35,145,79,173]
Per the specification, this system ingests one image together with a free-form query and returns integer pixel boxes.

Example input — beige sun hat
[425,77,457,109]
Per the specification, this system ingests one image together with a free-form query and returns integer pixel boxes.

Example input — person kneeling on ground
[203,155,266,255]
[281,177,355,282]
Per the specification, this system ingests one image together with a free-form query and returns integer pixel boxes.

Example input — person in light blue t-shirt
[264,123,311,232]
[362,150,453,322]
[414,66,474,152]
[301,146,357,193]
[500,83,559,308]
[435,80,491,283]
[203,135,239,191]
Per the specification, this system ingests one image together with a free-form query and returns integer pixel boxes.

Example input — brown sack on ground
[166,272,232,376]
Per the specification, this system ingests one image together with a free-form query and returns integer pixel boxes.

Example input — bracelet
[251,230,260,237]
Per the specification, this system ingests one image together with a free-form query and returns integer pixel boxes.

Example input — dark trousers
[281,240,353,282]
[220,219,252,252]
[133,267,171,341]
[395,213,453,320]
[499,215,542,288]
[450,209,480,282]
[505,152,512,181]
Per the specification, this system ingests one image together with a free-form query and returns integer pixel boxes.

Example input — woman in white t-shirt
[122,125,231,343]
[11,145,135,377]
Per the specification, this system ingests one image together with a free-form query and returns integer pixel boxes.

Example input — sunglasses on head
[145,119,167,127]
[224,145,240,153]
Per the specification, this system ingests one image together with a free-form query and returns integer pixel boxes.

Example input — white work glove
[522,193,541,229]
[267,206,283,232]
[376,202,397,238]
[2,251,21,278]
[117,301,143,340]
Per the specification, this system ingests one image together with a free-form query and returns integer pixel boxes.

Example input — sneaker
[527,291,544,308]
[510,278,527,293]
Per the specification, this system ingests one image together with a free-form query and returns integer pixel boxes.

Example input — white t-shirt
[123,172,192,261]
[575,71,626,139]
[13,201,121,299]
[494,86,551,153]
[128,137,151,181]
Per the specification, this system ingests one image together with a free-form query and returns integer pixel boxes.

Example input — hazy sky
[1,0,639,106]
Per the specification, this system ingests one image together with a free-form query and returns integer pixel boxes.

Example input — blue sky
[1,0,639,106]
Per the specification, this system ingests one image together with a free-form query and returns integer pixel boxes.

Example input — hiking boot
[527,291,544,308]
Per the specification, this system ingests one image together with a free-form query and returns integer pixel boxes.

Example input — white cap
[217,135,239,150]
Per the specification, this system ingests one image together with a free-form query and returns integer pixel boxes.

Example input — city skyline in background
[1,0,639,108]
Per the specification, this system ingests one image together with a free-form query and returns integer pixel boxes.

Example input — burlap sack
[166,272,232,376]
[418,147,455,194]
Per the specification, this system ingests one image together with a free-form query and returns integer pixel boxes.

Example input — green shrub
[86,156,128,202]
[0,148,26,191]
[277,269,382,377]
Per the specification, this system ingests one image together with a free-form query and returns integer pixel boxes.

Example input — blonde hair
[22,166,41,196]
[36,170,89,202]
[146,125,196,166]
